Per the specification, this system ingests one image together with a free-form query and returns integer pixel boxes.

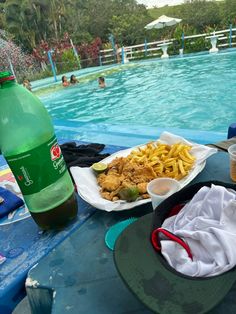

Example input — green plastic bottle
[0,72,78,230]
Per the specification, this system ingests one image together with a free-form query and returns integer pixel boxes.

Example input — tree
[0,0,5,28]
[180,0,221,32]
[2,0,228,57]
[4,0,46,49]
[108,0,150,45]
[109,11,150,45]
[224,0,236,25]
[4,0,70,50]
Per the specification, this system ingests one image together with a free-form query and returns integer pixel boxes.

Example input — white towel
[161,184,236,277]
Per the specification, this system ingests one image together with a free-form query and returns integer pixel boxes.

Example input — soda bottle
[0,71,78,230]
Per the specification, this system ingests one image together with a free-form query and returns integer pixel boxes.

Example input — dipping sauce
[152,186,171,195]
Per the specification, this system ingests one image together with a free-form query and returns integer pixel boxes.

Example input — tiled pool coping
[53,119,226,147]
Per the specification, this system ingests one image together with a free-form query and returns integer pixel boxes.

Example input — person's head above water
[62,75,70,87]
[98,76,106,88]
[70,74,78,84]
[62,76,67,83]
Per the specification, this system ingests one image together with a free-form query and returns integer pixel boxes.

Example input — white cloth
[161,184,236,277]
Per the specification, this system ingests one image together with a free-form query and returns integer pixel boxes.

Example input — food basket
[70,132,217,211]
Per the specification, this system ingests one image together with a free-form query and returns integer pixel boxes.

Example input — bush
[17,67,52,84]
[56,49,81,74]
[184,36,210,53]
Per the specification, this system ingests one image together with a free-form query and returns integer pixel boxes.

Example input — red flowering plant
[31,40,51,72]
[33,33,80,74]
[77,37,102,68]
[31,34,103,75]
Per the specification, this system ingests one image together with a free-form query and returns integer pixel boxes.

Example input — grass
[148,5,183,19]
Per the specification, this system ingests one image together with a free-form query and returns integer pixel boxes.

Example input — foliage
[57,49,80,74]
[108,5,150,45]
[223,0,236,24]
[18,67,52,84]
[149,4,183,20]
[2,0,150,52]
[77,37,102,67]
[0,1,5,29]
[1,0,232,55]
[1,0,236,81]
[32,35,101,71]
[0,0,233,51]
[0,31,39,80]
[3,0,74,50]
[102,42,112,50]
[180,0,221,32]
[185,36,209,53]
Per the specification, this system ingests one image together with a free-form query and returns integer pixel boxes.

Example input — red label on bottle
[50,144,61,160]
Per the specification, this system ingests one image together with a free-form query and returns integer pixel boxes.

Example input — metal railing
[99,25,236,65]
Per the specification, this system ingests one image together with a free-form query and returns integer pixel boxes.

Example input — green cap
[0,71,15,84]
[114,181,236,314]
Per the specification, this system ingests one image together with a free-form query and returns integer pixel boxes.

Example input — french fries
[127,142,196,180]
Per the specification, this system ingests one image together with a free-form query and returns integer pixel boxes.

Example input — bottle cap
[0,71,15,84]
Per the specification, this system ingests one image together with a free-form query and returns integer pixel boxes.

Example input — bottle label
[5,136,67,195]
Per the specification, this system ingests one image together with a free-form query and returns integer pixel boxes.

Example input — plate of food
[70,132,217,211]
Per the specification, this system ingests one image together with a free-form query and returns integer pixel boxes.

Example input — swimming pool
[39,50,236,146]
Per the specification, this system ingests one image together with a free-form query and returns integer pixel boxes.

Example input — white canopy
[145,15,182,30]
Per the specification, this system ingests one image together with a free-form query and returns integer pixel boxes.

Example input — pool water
[40,50,236,145]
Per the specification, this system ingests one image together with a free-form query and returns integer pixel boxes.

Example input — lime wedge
[91,162,107,174]
[118,187,139,202]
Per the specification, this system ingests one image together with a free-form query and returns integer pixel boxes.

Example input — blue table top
[0,142,125,314]
[24,151,236,314]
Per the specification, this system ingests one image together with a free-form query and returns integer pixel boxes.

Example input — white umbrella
[145,15,182,30]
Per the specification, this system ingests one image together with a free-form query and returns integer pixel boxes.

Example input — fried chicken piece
[120,178,133,187]
[101,191,113,201]
[126,165,156,184]
[112,196,119,201]
[108,157,125,174]
[97,173,107,185]
[100,175,121,192]
[97,150,160,201]
[137,182,147,194]
[141,193,150,199]
[110,187,122,198]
